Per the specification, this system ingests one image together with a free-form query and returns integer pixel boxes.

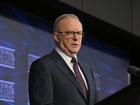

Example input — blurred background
[0,0,140,105]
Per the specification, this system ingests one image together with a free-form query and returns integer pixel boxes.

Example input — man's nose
[72,35,79,40]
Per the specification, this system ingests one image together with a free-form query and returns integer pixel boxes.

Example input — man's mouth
[72,43,79,46]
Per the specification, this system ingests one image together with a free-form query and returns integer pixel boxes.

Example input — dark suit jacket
[29,49,98,105]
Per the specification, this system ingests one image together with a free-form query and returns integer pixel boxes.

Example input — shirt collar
[55,47,77,63]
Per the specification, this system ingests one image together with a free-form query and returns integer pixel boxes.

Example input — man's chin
[71,50,79,54]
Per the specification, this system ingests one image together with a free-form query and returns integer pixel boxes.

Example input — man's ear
[53,32,60,43]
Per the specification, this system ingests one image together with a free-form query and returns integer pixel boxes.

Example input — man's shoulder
[35,52,54,62]
[32,49,59,64]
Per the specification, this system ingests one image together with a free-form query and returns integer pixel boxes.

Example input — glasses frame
[57,31,84,38]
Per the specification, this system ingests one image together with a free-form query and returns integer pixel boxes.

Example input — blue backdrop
[0,2,129,105]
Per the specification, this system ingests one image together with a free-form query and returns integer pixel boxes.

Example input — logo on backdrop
[0,80,15,103]
[0,46,15,69]
[28,54,40,72]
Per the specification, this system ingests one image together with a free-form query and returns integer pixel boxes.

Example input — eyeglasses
[57,31,84,38]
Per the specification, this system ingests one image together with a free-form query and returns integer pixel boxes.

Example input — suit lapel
[79,62,95,104]
[51,50,87,101]
[56,60,87,100]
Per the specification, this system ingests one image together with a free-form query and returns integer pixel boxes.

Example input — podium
[95,73,140,105]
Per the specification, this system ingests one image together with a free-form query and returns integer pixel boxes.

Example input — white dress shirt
[55,47,88,89]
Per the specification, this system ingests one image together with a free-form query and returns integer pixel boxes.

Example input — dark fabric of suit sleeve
[29,60,54,105]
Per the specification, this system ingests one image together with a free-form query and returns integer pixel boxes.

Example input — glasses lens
[58,31,84,38]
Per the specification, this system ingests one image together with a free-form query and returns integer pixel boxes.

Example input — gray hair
[53,14,82,32]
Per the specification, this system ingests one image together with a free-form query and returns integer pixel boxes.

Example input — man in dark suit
[29,13,98,105]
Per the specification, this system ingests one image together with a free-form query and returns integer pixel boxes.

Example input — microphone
[127,65,140,77]
[127,65,140,84]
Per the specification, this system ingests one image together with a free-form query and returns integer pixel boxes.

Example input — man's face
[54,17,83,57]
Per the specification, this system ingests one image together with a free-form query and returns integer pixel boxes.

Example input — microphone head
[128,65,140,77]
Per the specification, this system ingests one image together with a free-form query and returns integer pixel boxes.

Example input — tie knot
[71,57,77,63]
